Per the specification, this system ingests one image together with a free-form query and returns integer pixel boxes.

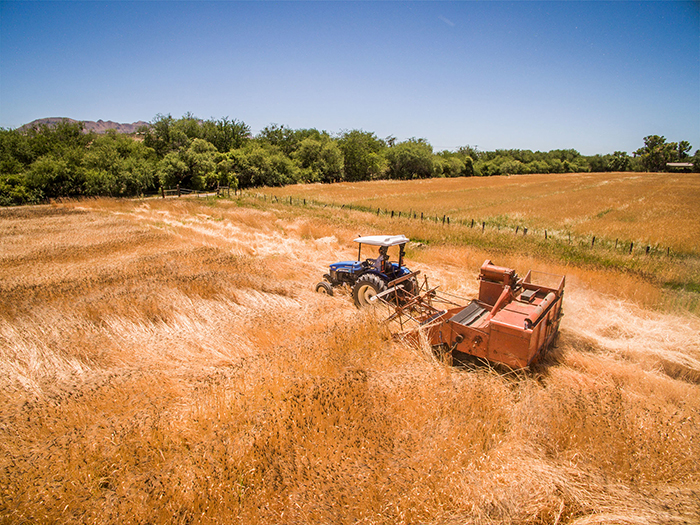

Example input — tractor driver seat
[374,247,389,273]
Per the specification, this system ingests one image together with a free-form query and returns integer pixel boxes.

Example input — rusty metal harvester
[378,260,565,368]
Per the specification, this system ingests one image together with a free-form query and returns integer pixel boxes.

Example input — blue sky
[1,1,698,155]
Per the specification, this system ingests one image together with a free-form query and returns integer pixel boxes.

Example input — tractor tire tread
[352,273,387,307]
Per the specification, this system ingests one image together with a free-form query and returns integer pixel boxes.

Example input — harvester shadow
[443,332,567,384]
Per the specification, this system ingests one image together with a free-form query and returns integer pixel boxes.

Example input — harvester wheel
[315,281,334,296]
[352,274,387,307]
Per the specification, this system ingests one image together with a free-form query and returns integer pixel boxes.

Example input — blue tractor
[315,235,419,307]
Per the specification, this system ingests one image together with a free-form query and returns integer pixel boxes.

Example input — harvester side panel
[449,325,491,362]
[488,321,532,368]
[526,292,564,365]
[479,280,506,307]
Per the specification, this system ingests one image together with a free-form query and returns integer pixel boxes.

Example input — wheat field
[261,172,700,256]
[1,194,699,524]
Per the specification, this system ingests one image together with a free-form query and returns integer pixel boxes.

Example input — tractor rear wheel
[401,276,419,296]
[352,274,387,307]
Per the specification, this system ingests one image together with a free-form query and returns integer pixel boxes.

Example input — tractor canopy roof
[353,235,410,247]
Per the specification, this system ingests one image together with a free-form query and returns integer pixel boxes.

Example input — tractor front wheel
[352,274,387,307]
[315,281,334,296]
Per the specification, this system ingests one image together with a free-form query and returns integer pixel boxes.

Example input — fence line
[160,184,239,199]
[236,191,675,258]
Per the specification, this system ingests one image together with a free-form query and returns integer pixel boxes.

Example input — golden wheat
[262,172,700,255]
[0,198,698,524]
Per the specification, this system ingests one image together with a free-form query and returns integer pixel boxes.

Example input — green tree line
[1,114,698,205]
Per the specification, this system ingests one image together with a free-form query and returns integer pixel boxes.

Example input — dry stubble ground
[0,195,699,524]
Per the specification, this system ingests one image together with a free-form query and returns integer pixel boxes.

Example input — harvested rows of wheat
[1,197,698,524]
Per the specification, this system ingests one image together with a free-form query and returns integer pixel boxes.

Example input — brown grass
[1,197,699,524]
[261,172,700,255]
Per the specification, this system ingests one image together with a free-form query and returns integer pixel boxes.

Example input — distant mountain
[19,118,149,134]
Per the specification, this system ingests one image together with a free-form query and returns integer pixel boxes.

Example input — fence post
[516,226,519,234]
[421,212,424,221]
[442,215,446,225]
[591,236,595,247]
[161,187,165,199]
[391,210,394,218]
[545,230,548,240]
[482,222,485,232]
[629,242,634,254]
[177,184,181,197]
[471,219,474,228]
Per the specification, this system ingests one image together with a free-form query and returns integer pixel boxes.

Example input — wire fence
[244,191,678,259]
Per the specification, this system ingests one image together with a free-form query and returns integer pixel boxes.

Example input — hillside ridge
[19,117,148,134]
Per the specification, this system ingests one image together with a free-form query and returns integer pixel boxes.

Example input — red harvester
[379,260,565,368]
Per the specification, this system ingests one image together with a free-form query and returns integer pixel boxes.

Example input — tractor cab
[316,235,417,306]
[337,235,409,279]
